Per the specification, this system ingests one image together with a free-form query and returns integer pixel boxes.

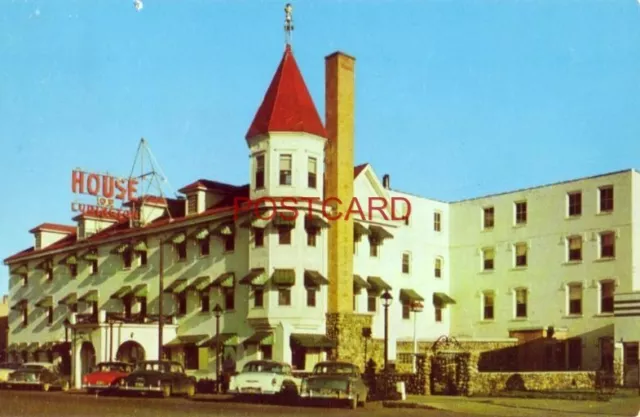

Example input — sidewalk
[384,394,640,417]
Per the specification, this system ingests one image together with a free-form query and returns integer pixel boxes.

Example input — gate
[430,335,468,395]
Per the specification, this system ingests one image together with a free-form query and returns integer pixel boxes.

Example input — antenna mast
[284,3,294,47]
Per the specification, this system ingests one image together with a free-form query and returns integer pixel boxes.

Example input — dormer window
[279,154,292,186]
[255,154,265,189]
[35,233,42,250]
[187,194,197,215]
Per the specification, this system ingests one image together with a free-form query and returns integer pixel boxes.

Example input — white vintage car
[0,363,21,382]
[228,360,301,398]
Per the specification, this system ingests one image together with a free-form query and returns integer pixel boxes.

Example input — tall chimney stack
[325,51,356,314]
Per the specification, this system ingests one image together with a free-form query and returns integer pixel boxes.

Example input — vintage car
[299,361,368,409]
[82,361,134,394]
[0,362,70,392]
[228,360,300,398]
[117,360,196,398]
[0,363,21,382]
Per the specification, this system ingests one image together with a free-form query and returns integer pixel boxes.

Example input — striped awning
[133,240,147,252]
[399,289,425,304]
[170,231,187,244]
[305,214,330,229]
[212,221,235,236]
[304,270,329,287]
[78,290,98,303]
[35,296,53,308]
[58,293,77,305]
[186,276,211,292]
[367,276,392,293]
[211,272,234,288]
[272,269,295,286]
[82,248,99,261]
[353,275,370,291]
[239,268,268,286]
[369,225,394,241]
[354,222,370,238]
[243,332,274,347]
[193,227,210,241]
[112,242,131,254]
[164,279,188,294]
[433,292,456,305]
[165,334,208,347]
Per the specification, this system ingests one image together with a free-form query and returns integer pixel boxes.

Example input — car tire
[186,384,195,399]
[161,384,171,398]
[42,383,50,392]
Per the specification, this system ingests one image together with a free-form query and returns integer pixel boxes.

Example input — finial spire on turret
[284,3,294,47]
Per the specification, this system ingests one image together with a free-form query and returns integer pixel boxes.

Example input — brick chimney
[325,51,356,314]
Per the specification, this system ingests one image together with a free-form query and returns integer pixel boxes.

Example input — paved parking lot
[0,389,475,417]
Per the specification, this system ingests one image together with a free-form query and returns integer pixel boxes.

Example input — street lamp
[213,304,223,393]
[380,291,393,371]
[411,302,424,373]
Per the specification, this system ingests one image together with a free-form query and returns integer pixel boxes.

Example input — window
[46,265,54,281]
[515,288,528,318]
[434,212,441,232]
[567,338,582,370]
[515,243,527,267]
[568,192,582,217]
[599,186,614,212]
[199,239,210,257]
[279,154,292,186]
[402,303,410,320]
[175,241,187,261]
[567,236,582,261]
[434,258,442,278]
[278,288,291,306]
[255,155,265,189]
[482,248,495,271]
[278,227,292,245]
[483,292,494,320]
[200,293,210,313]
[515,201,527,225]
[307,229,317,247]
[254,288,264,308]
[367,291,377,312]
[139,298,147,317]
[434,301,442,323]
[122,248,133,268]
[22,305,28,326]
[483,207,495,229]
[70,303,78,313]
[600,232,615,258]
[123,296,133,318]
[90,259,98,275]
[254,228,264,247]
[187,194,197,214]
[91,301,98,317]
[308,157,317,188]
[47,306,54,325]
[69,264,77,278]
[224,235,235,252]
[138,251,148,266]
[306,288,317,307]
[600,281,615,313]
[184,345,198,370]
[224,288,235,310]
[369,236,379,257]
[177,293,187,316]
[402,253,410,274]
[568,283,582,315]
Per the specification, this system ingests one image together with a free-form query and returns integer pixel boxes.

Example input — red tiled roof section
[354,163,368,178]
[28,223,76,235]
[179,180,249,195]
[245,45,327,140]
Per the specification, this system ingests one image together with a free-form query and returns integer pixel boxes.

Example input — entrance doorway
[116,341,145,364]
[80,342,96,378]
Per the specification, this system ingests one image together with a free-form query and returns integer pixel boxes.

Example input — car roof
[23,362,53,366]
[244,360,288,366]
[97,361,131,366]
[315,361,356,367]
[138,360,181,366]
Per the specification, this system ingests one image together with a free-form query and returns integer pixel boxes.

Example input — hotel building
[3,31,640,389]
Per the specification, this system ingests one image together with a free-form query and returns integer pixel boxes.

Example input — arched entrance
[80,342,96,377]
[116,341,145,364]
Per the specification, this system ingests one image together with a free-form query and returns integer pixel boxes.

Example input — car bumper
[300,390,355,400]
[83,384,115,391]
[229,387,279,395]
[0,381,45,389]
[120,385,163,392]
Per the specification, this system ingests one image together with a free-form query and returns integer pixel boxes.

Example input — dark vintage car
[117,360,196,398]
[299,361,368,409]
[82,361,134,394]
[0,362,70,392]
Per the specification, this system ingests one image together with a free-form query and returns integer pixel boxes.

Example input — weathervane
[284,3,294,46]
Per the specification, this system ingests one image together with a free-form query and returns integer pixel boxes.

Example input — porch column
[614,341,624,387]
[72,336,82,389]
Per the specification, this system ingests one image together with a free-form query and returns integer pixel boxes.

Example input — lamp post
[380,291,393,371]
[213,304,223,393]
[411,302,424,373]
[62,318,75,386]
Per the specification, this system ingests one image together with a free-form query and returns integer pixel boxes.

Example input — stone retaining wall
[472,371,597,394]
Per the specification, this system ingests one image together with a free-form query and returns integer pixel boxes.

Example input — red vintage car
[82,362,134,394]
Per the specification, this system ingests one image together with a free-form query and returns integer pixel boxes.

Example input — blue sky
[1,0,640,292]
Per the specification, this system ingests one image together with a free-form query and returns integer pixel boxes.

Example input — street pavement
[0,390,476,417]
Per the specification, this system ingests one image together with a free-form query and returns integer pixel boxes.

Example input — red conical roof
[245,45,327,140]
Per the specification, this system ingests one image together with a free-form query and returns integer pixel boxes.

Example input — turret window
[255,154,265,189]
[308,157,317,188]
[279,154,292,186]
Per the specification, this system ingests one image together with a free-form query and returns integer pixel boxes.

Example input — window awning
[211,272,235,288]
[199,333,238,348]
[10,264,28,276]
[111,286,133,299]
[272,269,295,286]
[82,249,99,261]
[11,299,27,310]
[35,296,53,308]
[132,284,148,298]
[59,254,77,265]
[433,292,456,305]
[165,334,209,347]
[164,279,188,294]
[133,240,147,252]
[243,331,274,347]
[170,231,187,244]
[112,242,131,254]
[290,333,336,349]
[212,221,235,236]
[192,227,210,241]
[36,259,53,270]
[399,289,425,304]
[26,342,40,353]
[367,276,392,293]
[272,213,296,228]
[239,210,273,229]
[305,214,330,230]
[58,292,77,305]
[186,276,211,292]
[304,270,329,287]
[353,275,370,291]
[369,225,394,241]
[353,222,370,238]
[78,290,98,303]
[239,268,268,286]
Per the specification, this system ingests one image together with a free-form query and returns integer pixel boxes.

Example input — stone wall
[326,312,380,371]
[472,371,597,394]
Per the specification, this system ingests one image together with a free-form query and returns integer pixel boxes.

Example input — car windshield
[0,363,20,369]
[313,364,356,376]
[242,362,289,374]
[97,363,131,372]
[18,365,46,372]
[136,362,169,373]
